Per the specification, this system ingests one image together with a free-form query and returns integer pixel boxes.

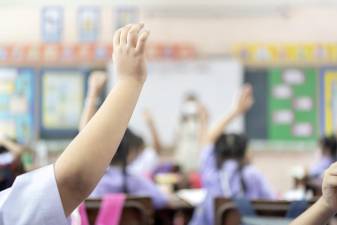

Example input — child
[81,72,168,209]
[89,129,167,208]
[189,85,274,225]
[290,162,337,225]
[0,23,150,225]
[309,135,337,179]
[0,135,25,190]
[141,95,209,173]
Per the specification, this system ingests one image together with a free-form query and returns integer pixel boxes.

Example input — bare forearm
[146,120,163,153]
[206,110,239,144]
[79,94,99,130]
[290,198,335,225]
[55,79,143,215]
[1,140,23,157]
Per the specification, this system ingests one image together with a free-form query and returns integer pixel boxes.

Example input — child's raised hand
[88,71,107,96]
[322,163,337,212]
[143,109,153,124]
[113,23,150,84]
[233,84,254,115]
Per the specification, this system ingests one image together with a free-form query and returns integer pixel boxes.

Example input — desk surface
[242,216,292,225]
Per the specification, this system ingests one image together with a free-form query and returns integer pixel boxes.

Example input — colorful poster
[0,68,35,144]
[41,6,63,42]
[41,70,85,132]
[268,68,318,141]
[320,69,337,135]
[77,7,100,42]
[115,7,139,29]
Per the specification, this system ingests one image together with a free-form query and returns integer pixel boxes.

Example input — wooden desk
[85,197,154,225]
[154,195,195,225]
[215,198,317,225]
[242,216,292,225]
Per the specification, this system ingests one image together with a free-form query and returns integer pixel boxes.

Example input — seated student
[189,85,274,225]
[127,134,159,176]
[290,162,337,225]
[89,129,168,208]
[81,73,168,209]
[81,72,159,177]
[309,134,337,179]
[0,135,25,190]
[0,23,150,225]
[127,110,160,176]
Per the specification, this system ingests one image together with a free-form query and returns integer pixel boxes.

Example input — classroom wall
[0,2,330,193]
[0,6,336,55]
[251,150,315,194]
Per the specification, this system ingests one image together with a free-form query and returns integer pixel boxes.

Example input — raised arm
[206,84,254,144]
[0,135,24,158]
[54,23,150,216]
[143,109,163,153]
[197,102,210,146]
[79,71,107,130]
[290,163,337,225]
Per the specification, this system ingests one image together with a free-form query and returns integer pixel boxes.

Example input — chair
[215,198,316,225]
[85,197,154,225]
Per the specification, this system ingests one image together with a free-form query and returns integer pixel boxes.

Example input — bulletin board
[40,69,88,138]
[0,68,35,144]
[268,68,318,141]
[320,68,337,135]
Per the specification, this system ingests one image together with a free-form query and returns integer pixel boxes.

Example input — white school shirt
[0,165,69,225]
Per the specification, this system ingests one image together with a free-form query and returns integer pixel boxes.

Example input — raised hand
[322,163,337,212]
[88,71,107,97]
[113,23,150,84]
[233,84,254,115]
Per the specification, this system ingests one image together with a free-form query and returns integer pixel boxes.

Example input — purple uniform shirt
[90,166,168,209]
[189,145,274,225]
[309,155,335,178]
[0,165,69,225]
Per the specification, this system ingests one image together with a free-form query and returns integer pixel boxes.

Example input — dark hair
[110,128,144,193]
[214,133,249,195]
[214,133,248,167]
[319,135,337,159]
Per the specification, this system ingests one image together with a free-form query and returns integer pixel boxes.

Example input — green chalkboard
[268,68,319,141]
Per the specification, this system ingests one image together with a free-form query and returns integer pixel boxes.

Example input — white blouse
[0,165,69,225]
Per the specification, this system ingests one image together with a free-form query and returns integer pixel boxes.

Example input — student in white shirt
[0,23,150,225]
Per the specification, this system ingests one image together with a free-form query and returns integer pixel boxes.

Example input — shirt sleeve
[0,165,69,225]
[249,167,275,200]
[128,174,168,209]
[200,145,220,189]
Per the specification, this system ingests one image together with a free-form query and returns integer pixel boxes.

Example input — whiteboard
[109,58,243,144]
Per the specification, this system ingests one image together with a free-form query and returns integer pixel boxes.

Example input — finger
[113,28,122,47]
[135,30,150,54]
[328,168,337,176]
[127,23,144,48]
[326,176,337,187]
[120,24,132,45]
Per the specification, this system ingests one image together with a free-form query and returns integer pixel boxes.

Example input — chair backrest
[85,197,154,225]
[215,201,241,225]
[215,198,317,225]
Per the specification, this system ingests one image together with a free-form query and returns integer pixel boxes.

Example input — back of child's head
[214,133,248,168]
[319,135,337,158]
[109,128,145,193]
[110,128,142,166]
